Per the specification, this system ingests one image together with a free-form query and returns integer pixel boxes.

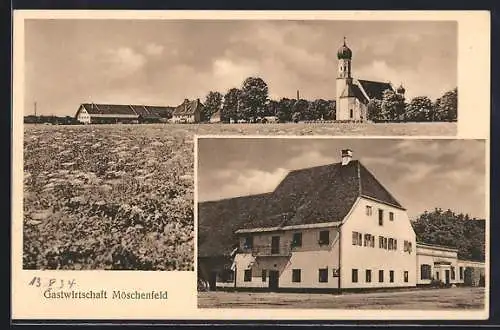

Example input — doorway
[268,270,279,291]
[209,271,217,291]
[445,269,450,285]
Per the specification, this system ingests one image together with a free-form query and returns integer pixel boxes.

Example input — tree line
[411,208,485,262]
[201,76,458,123]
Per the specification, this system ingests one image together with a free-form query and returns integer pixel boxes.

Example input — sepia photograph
[22,18,459,271]
[197,138,487,310]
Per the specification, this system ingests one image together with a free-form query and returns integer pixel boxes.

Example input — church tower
[336,37,353,105]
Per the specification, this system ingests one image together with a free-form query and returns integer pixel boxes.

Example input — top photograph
[24,18,459,136]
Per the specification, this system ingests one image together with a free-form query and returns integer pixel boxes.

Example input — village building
[74,103,173,124]
[170,99,204,124]
[209,110,222,123]
[335,38,406,122]
[198,149,485,292]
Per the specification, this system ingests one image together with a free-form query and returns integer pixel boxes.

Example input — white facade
[171,114,196,124]
[76,107,91,124]
[234,226,340,290]
[337,95,368,121]
[340,197,416,289]
[232,195,417,291]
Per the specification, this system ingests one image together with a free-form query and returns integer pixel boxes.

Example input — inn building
[198,149,485,292]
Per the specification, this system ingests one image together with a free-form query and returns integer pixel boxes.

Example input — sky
[24,19,457,116]
[197,139,486,220]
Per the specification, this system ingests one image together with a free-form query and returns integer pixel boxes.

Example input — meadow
[22,122,456,270]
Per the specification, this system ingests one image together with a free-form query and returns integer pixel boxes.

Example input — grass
[197,287,485,309]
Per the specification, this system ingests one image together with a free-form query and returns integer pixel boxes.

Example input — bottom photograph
[196,137,487,310]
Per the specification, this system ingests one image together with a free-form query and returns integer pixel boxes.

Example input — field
[197,287,485,309]
[22,122,455,270]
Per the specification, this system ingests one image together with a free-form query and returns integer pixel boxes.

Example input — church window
[350,109,354,119]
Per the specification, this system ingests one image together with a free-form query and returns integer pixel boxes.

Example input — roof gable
[340,84,369,104]
[172,99,204,116]
[357,79,394,100]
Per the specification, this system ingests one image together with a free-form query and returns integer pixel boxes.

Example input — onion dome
[396,83,406,94]
[337,37,352,60]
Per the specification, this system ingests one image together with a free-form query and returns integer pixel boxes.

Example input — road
[198,287,485,309]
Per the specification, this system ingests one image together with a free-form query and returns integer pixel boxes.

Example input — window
[319,268,328,283]
[291,232,302,248]
[394,239,397,250]
[352,269,358,283]
[366,270,372,283]
[349,109,354,119]
[352,231,359,245]
[460,267,464,280]
[243,236,253,249]
[388,238,393,250]
[244,269,252,282]
[404,271,409,283]
[389,270,394,283]
[378,209,384,226]
[366,205,372,216]
[292,269,301,283]
[383,237,388,249]
[379,270,384,283]
[371,236,375,248]
[379,236,384,249]
[262,270,267,282]
[389,212,394,221]
[364,234,371,247]
[404,240,413,253]
[319,230,330,245]
[421,264,432,280]
[451,266,456,280]
[358,232,362,246]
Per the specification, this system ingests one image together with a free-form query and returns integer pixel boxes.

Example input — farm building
[198,149,485,292]
[335,38,405,122]
[74,103,174,124]
[170,99,204,123]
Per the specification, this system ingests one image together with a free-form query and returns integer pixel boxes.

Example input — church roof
[357,79,394,100]
[340,84,369,104]
[198,160,404,257]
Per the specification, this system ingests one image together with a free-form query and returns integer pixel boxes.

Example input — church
[335,38,406,122]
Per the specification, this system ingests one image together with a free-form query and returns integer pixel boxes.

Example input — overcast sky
[197,139,486,220]
[24,19,457,116]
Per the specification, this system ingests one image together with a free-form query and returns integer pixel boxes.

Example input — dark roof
[81,103,137,116]
[357,80,394,100]
[198,160,404,257]
[148,106,175,118]
[340,84,369,104]
[78,103,174,118]
[172,99,204,116]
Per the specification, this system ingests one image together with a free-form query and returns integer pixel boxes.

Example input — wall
[416,245,460,285]
[234,226,340,289]
[340,197,417,289]
[76,107,91,124]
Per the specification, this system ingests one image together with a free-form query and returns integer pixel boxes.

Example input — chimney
[341,149,353,165]
[296,90,300,100]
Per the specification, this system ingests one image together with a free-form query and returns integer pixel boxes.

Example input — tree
[221,88,241,123]
[367,99,383,122]
[436,88,458,122]
[307,99,330,121]
[202,91,223,122]
[405,96,434,122]
[325,100,336,120]
[266,100,279,118]
[381,89,405,121]
[292,99,309,122]
[239,77,269,122]
[276,98,296,123]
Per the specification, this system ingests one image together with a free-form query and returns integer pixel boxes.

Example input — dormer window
[243,236,253,250]
[291,232,302,248]
[319,230,330,246]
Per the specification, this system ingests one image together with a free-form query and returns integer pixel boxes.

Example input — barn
[170,99,204,124]
[75,103,174,124]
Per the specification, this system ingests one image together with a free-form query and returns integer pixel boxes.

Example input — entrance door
[268,270,279,291]
[271,236,280,254]
[445,270,450,285]
[209,271,217,291]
